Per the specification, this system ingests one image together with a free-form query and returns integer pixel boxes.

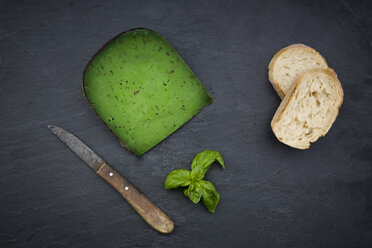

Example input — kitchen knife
[48,125,174,234]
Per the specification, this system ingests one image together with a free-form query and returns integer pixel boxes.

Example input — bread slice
[268,44,328,99]
[271,68,343,149]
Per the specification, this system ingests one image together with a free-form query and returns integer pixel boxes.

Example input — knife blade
[48,125,174,234]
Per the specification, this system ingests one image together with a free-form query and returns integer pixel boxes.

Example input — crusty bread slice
[268,44,328,99]
[271,68,343,149]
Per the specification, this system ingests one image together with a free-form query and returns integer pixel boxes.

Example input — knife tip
[47,125,55,130]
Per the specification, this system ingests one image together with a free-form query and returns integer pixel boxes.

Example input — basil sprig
[164,151,225,213]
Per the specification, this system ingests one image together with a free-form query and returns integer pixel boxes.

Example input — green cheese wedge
[83,28,213,156]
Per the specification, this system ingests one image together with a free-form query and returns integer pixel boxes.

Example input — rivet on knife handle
[96,162,174,234]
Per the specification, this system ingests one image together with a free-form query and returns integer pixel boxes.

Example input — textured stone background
[0,0,371,247]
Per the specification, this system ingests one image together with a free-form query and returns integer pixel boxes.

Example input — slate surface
[0,0,371,247]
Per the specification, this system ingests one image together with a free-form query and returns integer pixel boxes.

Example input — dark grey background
[1,0,371,247]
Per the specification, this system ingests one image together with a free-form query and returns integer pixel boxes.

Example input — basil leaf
[190,165,204,182]
[184,188,189,197]
[191,151,225,175]
[199,180,220,213]
[164,150,225,213]
[164,169,191,189]
[187,182,202,204]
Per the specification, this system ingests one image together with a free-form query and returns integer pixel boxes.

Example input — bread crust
[271,68,343,149]
[268,44,328,99]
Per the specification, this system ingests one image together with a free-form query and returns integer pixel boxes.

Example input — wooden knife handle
[96,162,174,234]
